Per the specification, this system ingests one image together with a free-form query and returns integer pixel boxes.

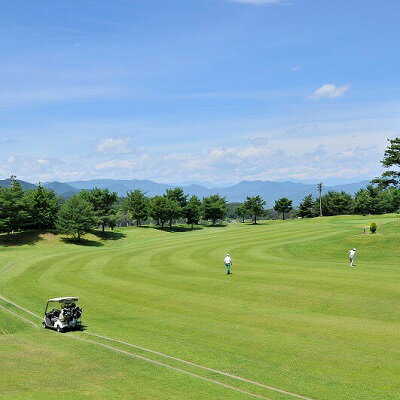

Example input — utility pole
[317,182,323,217]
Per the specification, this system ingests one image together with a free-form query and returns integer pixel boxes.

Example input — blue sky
[0,0,399,185]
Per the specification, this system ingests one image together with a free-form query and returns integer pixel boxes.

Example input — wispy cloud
[95,160,135,170]
[309,84,350,100]
[96,137,132,154]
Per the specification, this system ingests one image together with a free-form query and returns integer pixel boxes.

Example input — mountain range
[0,178,370,206]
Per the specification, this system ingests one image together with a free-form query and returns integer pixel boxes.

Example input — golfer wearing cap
[224,253,232,275]
[348,248,357,267]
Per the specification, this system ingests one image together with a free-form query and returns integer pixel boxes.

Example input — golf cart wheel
[56,326,64,333]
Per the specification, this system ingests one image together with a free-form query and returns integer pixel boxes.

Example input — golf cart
[43,297,82,333]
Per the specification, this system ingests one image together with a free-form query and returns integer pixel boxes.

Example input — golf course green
[1,214,399,400]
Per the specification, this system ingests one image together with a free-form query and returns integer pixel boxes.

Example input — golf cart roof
[47,297,78,303]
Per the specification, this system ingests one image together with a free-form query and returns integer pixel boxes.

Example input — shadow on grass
[0,230,46,247]
[154,225,204,233]
[91,231,126,241]
[60,237,104,247]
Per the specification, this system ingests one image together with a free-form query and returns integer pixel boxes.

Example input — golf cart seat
[43,297,81,332]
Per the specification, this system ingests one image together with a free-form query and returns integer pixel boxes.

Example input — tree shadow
[0,230,45,247]
[91,231,126,241]
[60,237,104,247]
[154,225,204,233]
[208,223,228,228]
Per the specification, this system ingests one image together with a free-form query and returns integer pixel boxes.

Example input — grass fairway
[1,215,399,399]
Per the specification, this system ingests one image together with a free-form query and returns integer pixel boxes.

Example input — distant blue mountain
[0,178,37,190]
[65,178,371,205]
[0,177,371,205]
[43,181,80,197]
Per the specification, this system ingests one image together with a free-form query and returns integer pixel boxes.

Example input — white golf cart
[43,297,82,333]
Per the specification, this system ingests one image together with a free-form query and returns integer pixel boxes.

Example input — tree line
[1,137,399,240]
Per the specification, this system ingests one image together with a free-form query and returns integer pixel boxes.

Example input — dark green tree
[184,195,202,229]
[125,189,149,226]
[25,184,60,229]
[235,204,248,223]
[56,195,96,241]
[0,180,29,235]
[244,195,266,224]
[80,188,118,232]
[273,197,293,220]
[299,194,316,218]
[373,137,400,188]
[354,189,373,215]
[202,194,227,225]
[166,187,187,208]
[166,187,187,227]
[320,191,354,216]
[150,196,180,229]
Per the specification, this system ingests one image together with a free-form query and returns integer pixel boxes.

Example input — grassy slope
[0,215,399,399]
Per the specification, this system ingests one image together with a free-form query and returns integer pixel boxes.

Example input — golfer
[348,248,356,267]
[224,253,232,275]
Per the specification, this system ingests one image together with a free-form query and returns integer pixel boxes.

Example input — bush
[370,222,377,234]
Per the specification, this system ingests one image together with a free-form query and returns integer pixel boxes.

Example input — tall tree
[299,194,315,218]
[25,184,60,229]
[125,190,149,226]
[56,195,96,241]
[274,197,293,220]
[80,188,118,232]
[0,179,29,235]
[354,189,373,215]
[320,191,354,216]
[184,195,202,229]
[166,187,187,227]
[244,195,266,224]
[317,182,323,217]
[149,196,180,229]
[235,204,248,223]
[202,194,227,225]
[373,137,400,188]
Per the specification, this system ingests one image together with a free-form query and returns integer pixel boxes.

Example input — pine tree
[80,188,118,232]
[56,195,96,241]
[125,189,149,226]
[25,184,60,229]
[184,195,202,229]
[202,194,227,225]
[244,195,266,224]
[299,194,315,218]
[273,197,293,220]
[0,180,29,235]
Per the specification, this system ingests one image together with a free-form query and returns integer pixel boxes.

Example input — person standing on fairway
[348,248,356,267]
[224,253,232,275]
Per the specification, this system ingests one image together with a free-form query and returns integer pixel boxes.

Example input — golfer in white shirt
[224,254,232,275]
[349,248,356,267]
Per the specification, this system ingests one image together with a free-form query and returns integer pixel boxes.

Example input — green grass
[1,215,399,399]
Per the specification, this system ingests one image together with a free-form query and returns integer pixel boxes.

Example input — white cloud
[95,160,135,170]
[227,0,284,4]
[309,84,350,100]
[96,137,132,154]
